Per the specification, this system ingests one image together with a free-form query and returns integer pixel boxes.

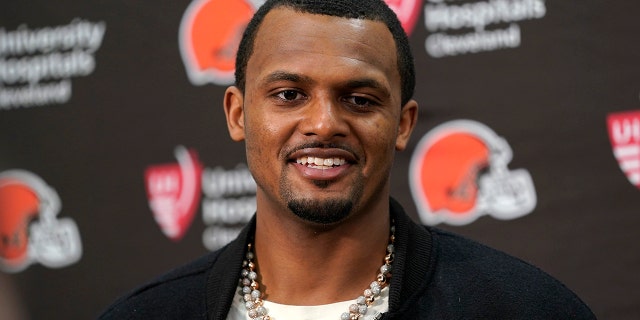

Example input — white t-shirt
[227,287,389,320]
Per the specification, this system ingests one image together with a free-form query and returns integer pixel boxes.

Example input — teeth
[296,156,346,167]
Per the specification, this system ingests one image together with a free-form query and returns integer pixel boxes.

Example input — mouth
[296,156,347,170]
[287,147,357,181]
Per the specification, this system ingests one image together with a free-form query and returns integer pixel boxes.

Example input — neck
[252,199,391,305]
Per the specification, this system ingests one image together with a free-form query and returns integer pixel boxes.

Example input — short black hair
[234,0,415,106]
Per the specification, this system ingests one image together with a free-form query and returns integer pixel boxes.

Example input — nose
[298,96,349,139]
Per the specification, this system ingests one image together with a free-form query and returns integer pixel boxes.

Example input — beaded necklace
[239,223,395,320]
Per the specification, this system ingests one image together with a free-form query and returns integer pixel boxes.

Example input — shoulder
[424,227,596,319]
[99,250,223,320]
[429,227,540,270]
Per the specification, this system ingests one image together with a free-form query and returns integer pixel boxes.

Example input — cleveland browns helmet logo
[179,0,261,85]
[409,120,537,226]
[0,170,82,272]
[179,0,422,86]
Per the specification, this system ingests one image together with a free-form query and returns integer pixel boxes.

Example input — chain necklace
[239,223,395,320]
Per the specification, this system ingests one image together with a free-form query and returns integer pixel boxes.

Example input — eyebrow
[263,71,391,97]
[264,71,313,85]
[343,78,384,90]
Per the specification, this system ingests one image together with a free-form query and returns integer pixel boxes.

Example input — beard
[287,197,353,225]
[276,141,367,224]
[281,176,364,225]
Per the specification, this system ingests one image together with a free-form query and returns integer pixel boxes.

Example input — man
[101,0,596,319]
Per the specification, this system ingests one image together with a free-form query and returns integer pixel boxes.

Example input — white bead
[358,304,367,314]
[349,304,359,313]
[249,271,258,280]
[251,289,261,299]
[364,289,373,297]
[356,296,366,305]
[341,312,350,320]
[257,306,267,315]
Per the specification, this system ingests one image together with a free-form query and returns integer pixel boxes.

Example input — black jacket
[100,198,596,319]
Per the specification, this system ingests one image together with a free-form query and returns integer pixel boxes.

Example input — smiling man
[101,1,596,319]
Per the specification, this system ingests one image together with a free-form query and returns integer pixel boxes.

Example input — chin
[287,197,354,225]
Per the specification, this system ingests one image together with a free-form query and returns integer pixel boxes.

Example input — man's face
[224,7,417,224]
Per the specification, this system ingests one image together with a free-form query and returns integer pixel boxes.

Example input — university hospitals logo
[144,146,256,249]
[409,120,537,226]
[145,146,203,241]
[385,0,422,35]
[0,170,82,272]
[423,0,546,58]
[179,0,421,86]
[0,19,106,110]
[607,110,640,189]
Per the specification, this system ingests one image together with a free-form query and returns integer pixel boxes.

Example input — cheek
[244,127,278,194]
[360,119,399,171]
[243,108,295,169]
[244,114,287,155]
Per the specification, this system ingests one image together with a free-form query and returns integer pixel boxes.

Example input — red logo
[145,146,203,241]
[384,0,423,35]
[409,120,537,226]
[179,0,421,86]
[607,110,640,189]
[0,170,82,272]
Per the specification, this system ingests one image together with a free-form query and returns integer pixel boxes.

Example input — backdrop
[1,0,639,319]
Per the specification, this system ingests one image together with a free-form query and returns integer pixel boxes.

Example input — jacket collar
[205,198,433,318]
[387,197,434,315]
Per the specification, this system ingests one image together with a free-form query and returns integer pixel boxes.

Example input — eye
[348,96,371,106]
[276,90,304,101]
[343,95,378,110]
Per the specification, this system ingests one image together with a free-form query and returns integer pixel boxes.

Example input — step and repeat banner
[1,1,639,319]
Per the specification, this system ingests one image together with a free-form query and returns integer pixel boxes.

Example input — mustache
[284,142,359,159]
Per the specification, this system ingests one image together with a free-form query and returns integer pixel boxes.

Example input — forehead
[246,7,400,89]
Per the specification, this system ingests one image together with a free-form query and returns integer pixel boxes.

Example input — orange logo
[409,120,537,226]
[179,0,421,86]
[179,0,258,85]
[0,170,82,272]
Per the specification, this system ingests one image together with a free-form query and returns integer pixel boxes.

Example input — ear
[223,86,246,142]
[395,99,418,151]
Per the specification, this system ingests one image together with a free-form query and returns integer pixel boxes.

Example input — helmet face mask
[410,120,537,226]
[478,168,536,220]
